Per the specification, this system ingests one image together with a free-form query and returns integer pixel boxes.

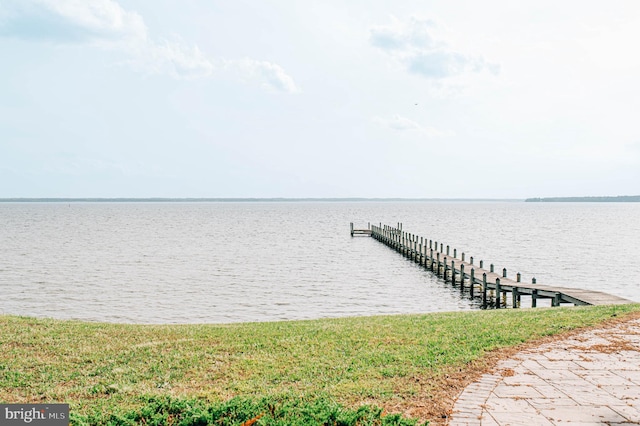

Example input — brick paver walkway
[449,318,640,425]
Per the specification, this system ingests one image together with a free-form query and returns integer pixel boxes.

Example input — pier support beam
[470,268,475,298]
[482,273,488,309]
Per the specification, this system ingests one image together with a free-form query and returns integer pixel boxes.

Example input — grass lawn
[2,304,639,425]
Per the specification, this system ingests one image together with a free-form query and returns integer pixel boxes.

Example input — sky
[1,0,639,198]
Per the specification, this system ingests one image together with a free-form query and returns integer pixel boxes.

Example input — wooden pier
[350,222,633,309]
[350,222,372,236]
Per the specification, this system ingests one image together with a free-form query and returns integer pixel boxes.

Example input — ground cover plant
[2,305,639,425]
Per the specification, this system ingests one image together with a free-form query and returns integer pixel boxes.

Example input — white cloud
[0,0,146,43]
[0,0,299,92]
[41,0,147,41]
[370,16,440,52]
[373,114,452,138]
[232,59,300,94]
[370,16,499,80]
[129,37,217,79]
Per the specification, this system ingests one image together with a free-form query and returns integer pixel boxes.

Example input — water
[1,201,638,324]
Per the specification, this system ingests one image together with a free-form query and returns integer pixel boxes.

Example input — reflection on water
[0,201,638,323]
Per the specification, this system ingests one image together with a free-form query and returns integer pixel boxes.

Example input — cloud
[370,16,499,79]
[130,37,217,79]
[370,16,440,52]
[231,59,300,94]
[0,0,146,43]
[0,0,299,93]
[373,114,452,138]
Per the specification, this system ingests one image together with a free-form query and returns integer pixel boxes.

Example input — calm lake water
[1,201,639,323]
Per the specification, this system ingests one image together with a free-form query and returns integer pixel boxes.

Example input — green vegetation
[72,396,418,426]
[2,305,639,425]
[526,195,640,202]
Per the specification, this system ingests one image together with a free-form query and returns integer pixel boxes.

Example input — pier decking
[351,223,633,308]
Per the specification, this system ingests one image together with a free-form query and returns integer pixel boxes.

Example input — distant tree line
[526,195,640,202]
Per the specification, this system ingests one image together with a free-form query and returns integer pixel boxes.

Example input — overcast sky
[1,1,639,198]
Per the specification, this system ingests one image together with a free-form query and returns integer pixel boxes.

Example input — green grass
[2,305,639,425]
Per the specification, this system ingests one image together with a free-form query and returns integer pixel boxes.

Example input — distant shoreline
[1,196,638,203]
[526,196,640,203]
[0,197,523,203]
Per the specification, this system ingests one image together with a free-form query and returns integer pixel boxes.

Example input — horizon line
[0,197,525,202]
[2,195,638,203]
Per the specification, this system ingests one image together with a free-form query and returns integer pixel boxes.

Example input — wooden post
[482,273,488,309]
[462,252,465,262]
[460,263,465,290]
[490,264,494,273]
[430,248,434,270]
[405,233,408,256]
[470,256,474,265]
[350,222,354,236]
[512,287,519,308]
[532,277,537,284]
[440,243,443,252]
[443,257,448,280]
[453,248,457,258]
[532,289,538,308]
[503,268,507,278]
[480,260,484,269]
[437,253,441,276]
[423,244,428,266]
[470,268,475,298]
[451,260,455,283]
[553,293,561,307]
[495,278,501,309]
[446,245,450,256]
[517,272,521,283]
[429,240,433,249]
